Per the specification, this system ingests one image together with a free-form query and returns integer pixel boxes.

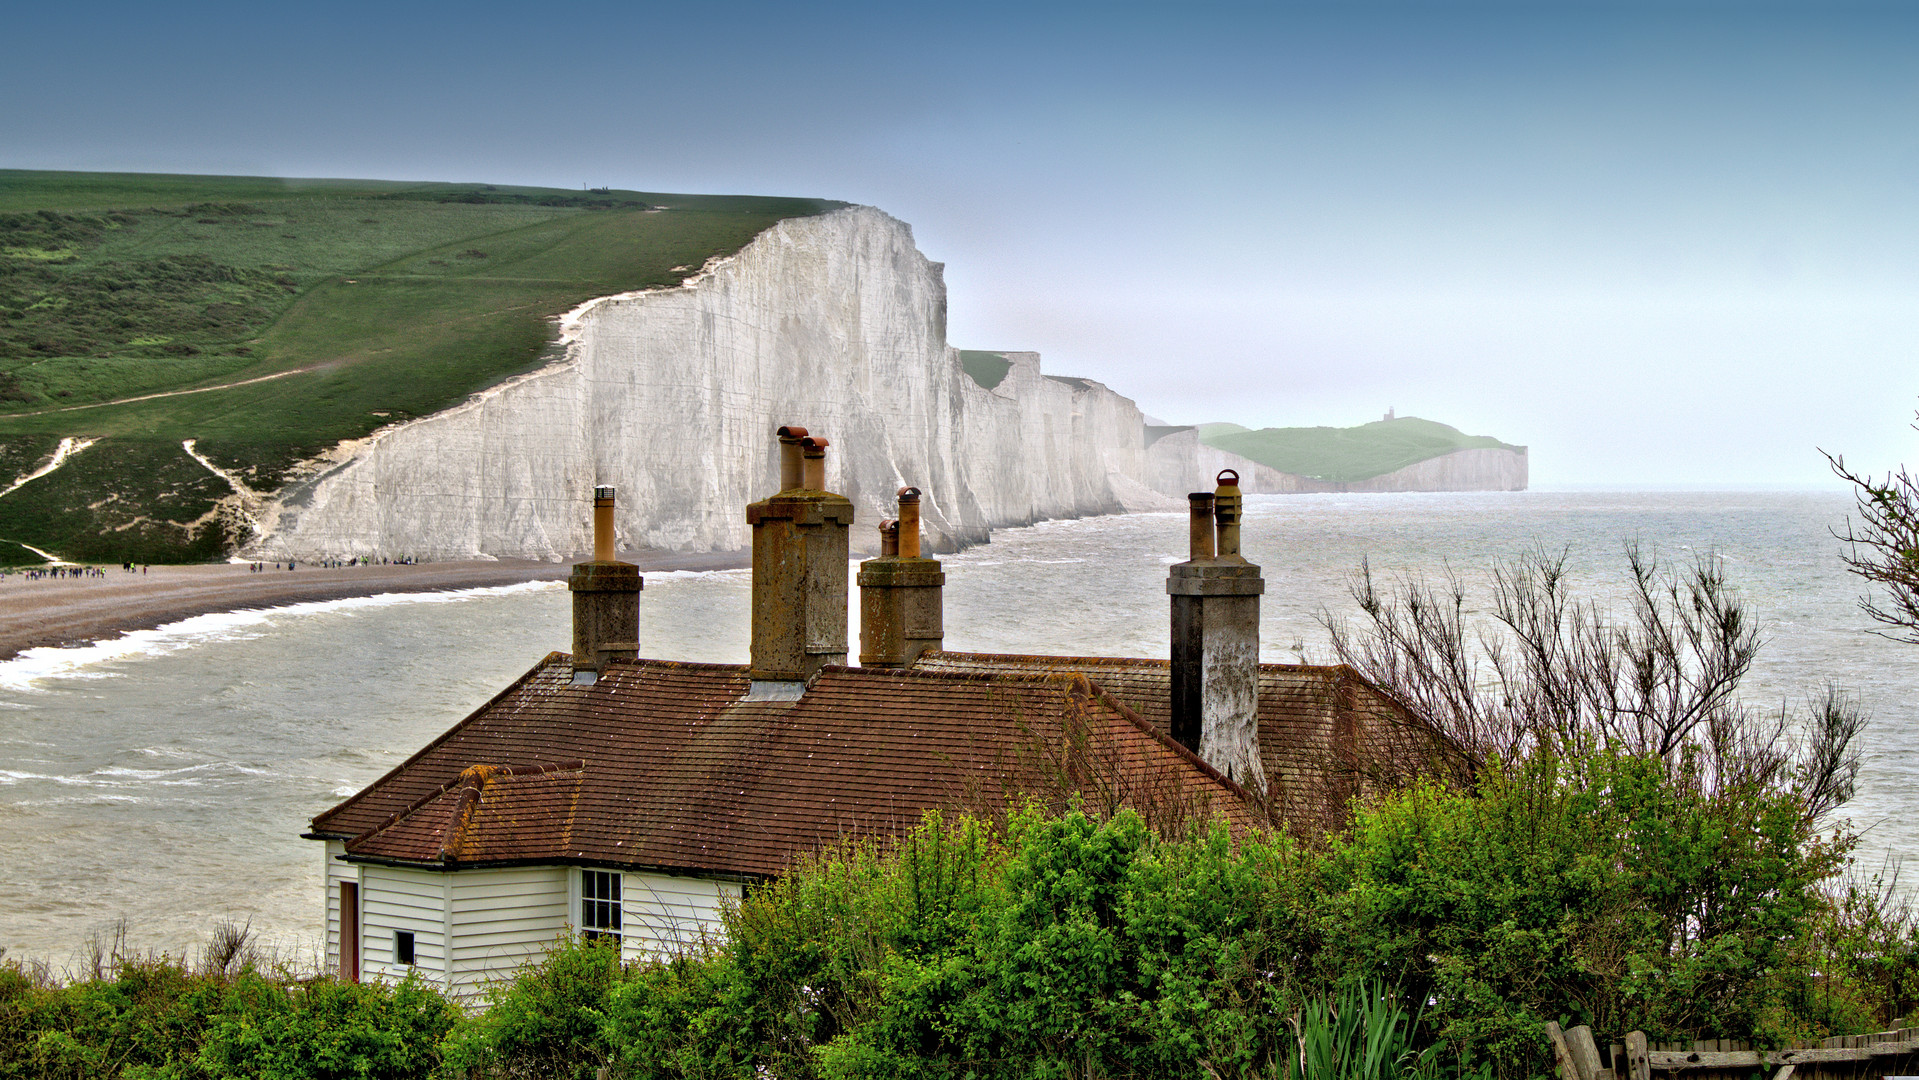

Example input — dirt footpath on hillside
[0,550,748,662]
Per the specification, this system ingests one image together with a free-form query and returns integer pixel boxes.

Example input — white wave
[93,764,215,781]
[0,580,560,691]
[643,568,750,582]
[0,770,88,786]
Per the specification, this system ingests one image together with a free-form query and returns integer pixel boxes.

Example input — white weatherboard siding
[328,862,745,996]
[323,841,353,974]
[360,866,450,986]
[448,867,569,1000]
[617,872,740,962]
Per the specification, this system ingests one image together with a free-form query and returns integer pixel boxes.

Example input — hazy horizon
[6,0,1916,488]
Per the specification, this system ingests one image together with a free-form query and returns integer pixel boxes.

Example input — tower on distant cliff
[1167,470,1267,791]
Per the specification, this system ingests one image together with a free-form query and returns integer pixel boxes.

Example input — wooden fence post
[1548,1022,1582,1080]
[1626,1030,1650,1080]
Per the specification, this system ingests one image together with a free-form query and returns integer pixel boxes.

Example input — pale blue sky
[6,1,1916,485]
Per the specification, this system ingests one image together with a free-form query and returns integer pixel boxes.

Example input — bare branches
[1320,545,1864,823]
[1826,416,1919,643]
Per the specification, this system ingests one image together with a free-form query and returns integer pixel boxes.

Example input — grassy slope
[1201,416,1524,483]
[0,171,842,564]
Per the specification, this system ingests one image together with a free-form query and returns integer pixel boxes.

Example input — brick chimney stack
[1167,470,1267,790]
[858,486,945,668]
[748,426,854,690]
[569,485,641,683]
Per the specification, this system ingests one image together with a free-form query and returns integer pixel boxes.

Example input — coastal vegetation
[0,170,842,565]
[6,783,1906,1079]
[1199,416,1523,483]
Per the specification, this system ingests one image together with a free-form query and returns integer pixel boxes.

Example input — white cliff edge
[251,207,1173,562]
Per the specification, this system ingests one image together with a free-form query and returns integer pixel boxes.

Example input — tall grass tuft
[1286,979,1478,1080]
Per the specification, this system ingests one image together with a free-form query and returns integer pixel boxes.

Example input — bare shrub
[1827,417,1919,643]
[201,916,256,978]
[1320,543,1865,821]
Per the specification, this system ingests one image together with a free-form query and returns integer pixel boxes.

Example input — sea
[0,490,1912,968]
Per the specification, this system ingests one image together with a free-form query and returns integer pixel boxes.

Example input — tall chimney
[748,426,854,689]
[569,485,641,684]
[858,487,945,668]
[1167,470,1266,790]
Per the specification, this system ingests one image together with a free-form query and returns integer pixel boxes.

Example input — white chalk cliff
[254,207,1174,561]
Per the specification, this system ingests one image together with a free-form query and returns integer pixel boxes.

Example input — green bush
[442,934,626,1080]
[1314,751,1856,1072]
[0,957,453,1080]
[197,972,454,1080]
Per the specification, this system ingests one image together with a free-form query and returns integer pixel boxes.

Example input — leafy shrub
[1314,751,1854,1073]
[442,934,626,1080]
[197,972,454,1080]
[0,955,453,1080]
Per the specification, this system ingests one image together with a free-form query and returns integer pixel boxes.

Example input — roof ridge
[813,664,1102,689]
[600,657,751,674]
[918,649,1169,668]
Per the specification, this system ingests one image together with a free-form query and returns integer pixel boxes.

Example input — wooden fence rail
[1548,1023,1919,1080]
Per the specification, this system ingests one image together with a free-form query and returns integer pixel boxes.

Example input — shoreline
[0,549,750,663]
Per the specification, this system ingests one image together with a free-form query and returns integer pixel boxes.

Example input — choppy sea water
[0,491,1910,966]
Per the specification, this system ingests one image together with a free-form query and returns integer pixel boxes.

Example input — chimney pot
[878,519,899,557]
[1187,492,1216,562]
[592,486,617,563]
[800,435,829,491]
[776,426,808,491]
[896,486,922,559]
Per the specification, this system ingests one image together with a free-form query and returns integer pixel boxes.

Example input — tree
[1319,544,1865,822]
[1826,409,1919,643]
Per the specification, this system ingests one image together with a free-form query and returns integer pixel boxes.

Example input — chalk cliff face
[254,208,1166,561]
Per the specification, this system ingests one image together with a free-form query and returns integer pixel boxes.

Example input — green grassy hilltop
[1198,416,1524,483]
[0,170,841,564]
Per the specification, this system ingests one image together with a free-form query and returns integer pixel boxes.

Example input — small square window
[582,870,622,943]
[395,930,415,966]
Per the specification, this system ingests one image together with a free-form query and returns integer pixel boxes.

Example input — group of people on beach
[6,554,425,581]
[246,555,416,572]
[3,564,128,581]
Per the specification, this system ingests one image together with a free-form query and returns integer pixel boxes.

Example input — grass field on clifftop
[0,171,841,564]
[1200,416,1524,483]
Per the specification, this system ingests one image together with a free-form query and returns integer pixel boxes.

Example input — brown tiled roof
[343,761,587,864]
[911,651,1449,829]
[311,654,1257,877]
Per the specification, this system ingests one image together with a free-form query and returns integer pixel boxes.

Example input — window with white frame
[582,869,622,943]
